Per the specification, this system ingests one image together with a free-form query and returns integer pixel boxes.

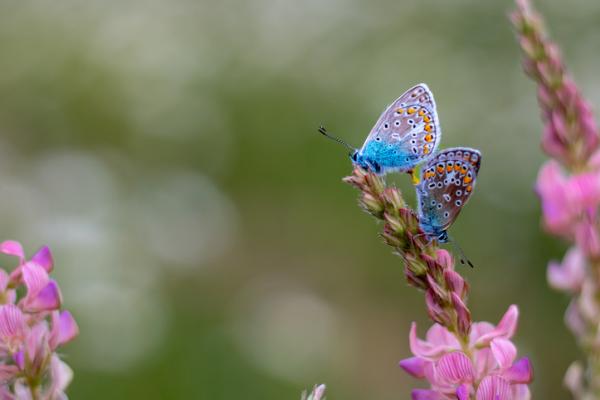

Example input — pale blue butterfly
[320,83,441,175]
[416,147,482,266]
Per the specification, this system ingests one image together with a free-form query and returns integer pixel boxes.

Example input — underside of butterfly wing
[356,84,442,173]
[416,147,481,236]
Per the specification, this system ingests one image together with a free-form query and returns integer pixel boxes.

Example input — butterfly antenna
[448,235,474,268]
[318,125,356,152]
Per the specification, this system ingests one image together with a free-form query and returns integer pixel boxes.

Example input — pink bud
[451,293,471,336]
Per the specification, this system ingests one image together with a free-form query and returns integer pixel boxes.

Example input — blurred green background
[0,0,597,398]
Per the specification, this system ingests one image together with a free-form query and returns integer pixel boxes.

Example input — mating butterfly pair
[320,83,481,246]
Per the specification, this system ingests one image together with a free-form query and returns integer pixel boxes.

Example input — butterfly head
[350,151,382,174]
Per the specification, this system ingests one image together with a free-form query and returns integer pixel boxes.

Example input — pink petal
[437,352,475,384]
[12,351,24,370]
[475,305,519,347]
[399,357,427,379]
[0,305,25,343]
[547,247,586,292]
[536,161,573,234]
[0,241,24,263]
[565,301,586,337]
[490,338,517,370]
[24,323,48,369]
[48,355,73,398]
[564,361,583,397]
[410,323,457,360]
[472,347,495,382]
[504,357,534,384]
[426,324,460,348]
[50,311,79,349]
[311,384,326,400]
[456,384,470,400]
[568,172,600,210]
[476,376,512,400]
[411,389,443,400]
[30,246,53,273]
[470,322,494,343]
[22,262,49,297]
[512,384,531,400]
[24,280,62,312]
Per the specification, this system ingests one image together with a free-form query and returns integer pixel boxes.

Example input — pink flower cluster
[400,306,533,400]
[0,240,78,399]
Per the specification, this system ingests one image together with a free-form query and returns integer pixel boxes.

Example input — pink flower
[547,247,586,293]
[0,240,77,397]
[400,306,532,400]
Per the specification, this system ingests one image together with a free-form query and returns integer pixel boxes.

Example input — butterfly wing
[416,147,482,233]
[359,83,441,171]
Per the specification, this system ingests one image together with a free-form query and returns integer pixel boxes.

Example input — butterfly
[416,147,481,246]
[319,83,441,176]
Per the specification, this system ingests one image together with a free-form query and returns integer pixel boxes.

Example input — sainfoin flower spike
[0,240,78,399]
[511,0,600,397]
[342,168,533,398]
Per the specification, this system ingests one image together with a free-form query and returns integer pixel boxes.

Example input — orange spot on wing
[424,124,432,132]
[464,176,472,184]
[423,115,431,123]
[446,164,453,172]
[436,165,444,173]
[424,134,433,142]
[408,107,416,114]
[461,166,468,174]
[396,108,404,114]
[454,164,461,171]
[423,146,430,155]
[466,185,472,192]
[418,109,425,116]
